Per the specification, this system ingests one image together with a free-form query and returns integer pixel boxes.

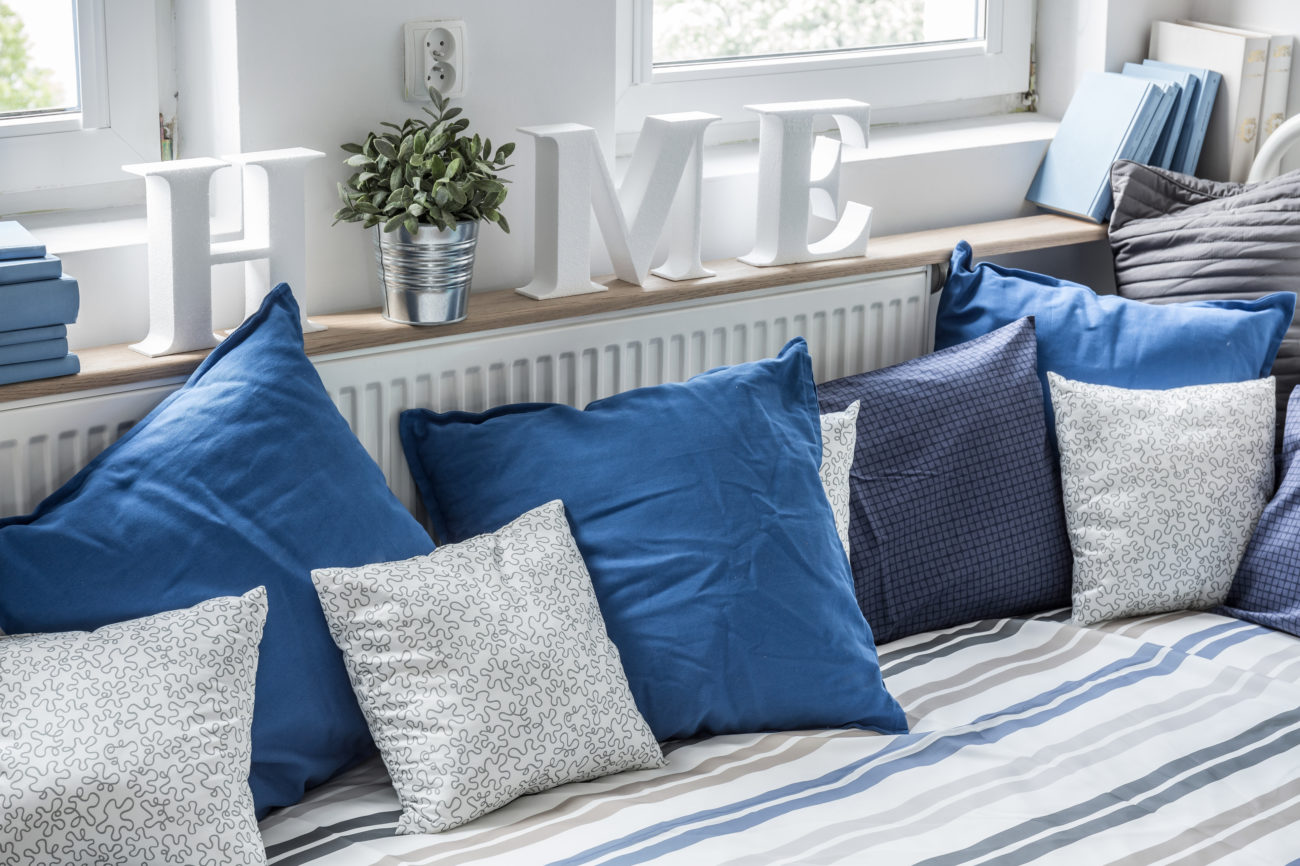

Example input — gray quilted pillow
[1108,159,1300,437]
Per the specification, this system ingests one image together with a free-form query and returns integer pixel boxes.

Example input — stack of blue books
[0,221,80,386]
[1026,72,1184,223]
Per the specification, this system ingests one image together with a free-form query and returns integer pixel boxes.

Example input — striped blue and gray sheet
[261,610,1300,864]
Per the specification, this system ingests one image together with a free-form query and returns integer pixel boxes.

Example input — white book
[1150,20,1269,181]
[1259,34,1293,154]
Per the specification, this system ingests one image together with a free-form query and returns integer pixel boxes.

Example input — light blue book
[0,275,79,331]
[1123,63,1194,170]
[0,221,46,261]
[0,338,67,366]
[1143,59,1222,176]
[0,324,66,347]
[0,353,79,386]
[1027,72,1168,223]
[0,254,60,285]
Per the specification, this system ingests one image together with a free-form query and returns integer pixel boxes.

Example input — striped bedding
[260,610,1300,865]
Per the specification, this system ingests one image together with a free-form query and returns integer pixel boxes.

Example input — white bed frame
[0,268,933,521]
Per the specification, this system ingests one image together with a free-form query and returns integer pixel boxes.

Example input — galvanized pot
[374,222,478,325]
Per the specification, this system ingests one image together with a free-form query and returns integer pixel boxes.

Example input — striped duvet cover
[260,610,1300,865]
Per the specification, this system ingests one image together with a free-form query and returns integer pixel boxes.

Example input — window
[652,0,982,66]
[0,0,162,214]
[616,0,1032,138]
[0,1,80,121]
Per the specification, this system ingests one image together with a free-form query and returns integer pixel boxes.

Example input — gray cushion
[1108,159,1300,438]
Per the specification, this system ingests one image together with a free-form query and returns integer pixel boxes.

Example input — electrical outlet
[403,20,466,101]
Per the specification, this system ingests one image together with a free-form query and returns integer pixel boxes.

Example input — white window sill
[27,115,1058,258]
[684,113,1058,180]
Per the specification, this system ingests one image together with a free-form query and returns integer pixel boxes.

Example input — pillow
[1,589,267,865]
[817,318,1072,644]
[313,500,664,834]
[820,400,860,558]
[1108,159,1300,437]
[1050,373,1274,626]
[935,240,1294,425]
[400,338,908,742]
[0,284,435,814]
[1221,386,1300,637]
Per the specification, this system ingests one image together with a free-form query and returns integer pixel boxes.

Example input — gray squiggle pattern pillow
[312,499,665,835]
[820,400,861,558]
[0,588,267,865]
[1050,373,1274,626]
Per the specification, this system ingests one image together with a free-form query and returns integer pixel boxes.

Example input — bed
[260,609,1300,865]
[5,230,1300,865]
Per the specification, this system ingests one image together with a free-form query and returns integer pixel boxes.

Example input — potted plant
[333,89,514,325]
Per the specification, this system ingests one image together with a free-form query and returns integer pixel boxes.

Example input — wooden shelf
[0,214,1105,404]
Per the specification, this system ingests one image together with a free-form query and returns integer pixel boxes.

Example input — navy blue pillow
[400,338,908,742]
[0,285,435,814]
[818,318,1072,644]
[936,241,1294,423]
[1221,386,1300,636]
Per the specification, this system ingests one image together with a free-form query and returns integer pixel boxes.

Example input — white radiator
[0,268,931,520]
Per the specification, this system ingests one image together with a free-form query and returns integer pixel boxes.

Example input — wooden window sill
[0,214,1103,404]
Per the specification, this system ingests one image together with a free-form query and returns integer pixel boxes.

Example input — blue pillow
[1221,386,1300,636]
[936,241,1294,417]
[0,285,435,815]
[400,339,908,742]
[818,318,1072,644]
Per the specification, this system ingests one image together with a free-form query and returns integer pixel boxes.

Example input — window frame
[615,0,1033,136]
[0,0,161,212]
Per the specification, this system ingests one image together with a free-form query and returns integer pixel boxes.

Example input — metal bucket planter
[374,222,478,325]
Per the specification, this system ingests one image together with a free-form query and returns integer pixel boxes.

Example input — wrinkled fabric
[400,339,907,743]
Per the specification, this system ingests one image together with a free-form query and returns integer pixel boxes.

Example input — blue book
[1129,80,1179,167]
[0,254,60,285]
[1123,63,1194,170]
[1143,59,1222,176]
[1027,72,1168,223]
[0,324,66,347]
[0,338,67,366]
[0,275,79,331]
[0,221,46,261]
[0,353,79,386]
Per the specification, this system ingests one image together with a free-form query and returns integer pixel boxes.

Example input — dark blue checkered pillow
[817,317,1072,644]
[1220,386,1300,636]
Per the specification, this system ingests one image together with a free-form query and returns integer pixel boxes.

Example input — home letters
[517,98,872,301]
[124,147,323,357]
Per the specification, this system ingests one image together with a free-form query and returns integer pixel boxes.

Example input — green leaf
[374,137,397,159]
[398,135,414,160]
[340,142,364,154]
[344,153,372,168]
[390,165,403,188]
[445,157,462,178]
[442,106,463,121]
[408,203,425,217]
[495,142,516,160]
[383,213,406,233]
[497,213,510,233]
[379,121,402,131]
[404,216,420,234]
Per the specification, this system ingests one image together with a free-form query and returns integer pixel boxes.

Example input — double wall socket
[403,19,466,101]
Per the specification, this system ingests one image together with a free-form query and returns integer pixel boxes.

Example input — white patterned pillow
[0,588,267,865]
[1049,373,1275,626]
[312,499,665,835]
[820,400,860,558]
